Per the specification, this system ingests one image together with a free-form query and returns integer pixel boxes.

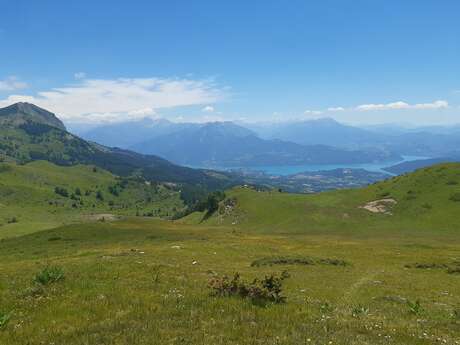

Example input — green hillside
[0,103,238,208]
[1,163,460,344]
[0,160,184,238]
[187,163,460,235]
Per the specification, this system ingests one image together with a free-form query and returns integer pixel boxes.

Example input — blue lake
[222,155,429,176]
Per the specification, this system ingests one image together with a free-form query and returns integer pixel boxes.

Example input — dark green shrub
[251,256,348,267]
[453,309,460,320]
[0,311,11,330]
[108,185,119,196]
[54,186,69,197]
[320,302,334,313]
[7,217,17,224]
[407,299,423,315]
[34,266,65,286]
[421,203,432,209]
[208,271,289,304]
[48,236,62,241]
[195,191,226,214]
[96,191,104,201]
[351,305,369,318]
[450,193,460,202]
[377,191,390,198]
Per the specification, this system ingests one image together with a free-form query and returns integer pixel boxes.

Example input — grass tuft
[0,311,11,330]
[34,266,65,286]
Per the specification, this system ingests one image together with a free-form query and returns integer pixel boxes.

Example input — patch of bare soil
[84,213,120,222]
[360,198,397,215]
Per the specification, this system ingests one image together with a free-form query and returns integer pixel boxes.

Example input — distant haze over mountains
[81,119,401,167]
[77,115,460,168]
[0,103,238,193]
[129,121,399,167]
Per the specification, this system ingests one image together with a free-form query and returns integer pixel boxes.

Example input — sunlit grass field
[1,163,460,344]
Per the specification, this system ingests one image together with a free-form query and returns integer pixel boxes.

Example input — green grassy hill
[187,163,460,236]
[0,160,184,238]
[0,103,239,210]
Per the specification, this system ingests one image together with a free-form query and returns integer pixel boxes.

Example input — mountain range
[80,116,460,168]
[82,118,401,167]
[0,103,238,203]
[251,119,460,158]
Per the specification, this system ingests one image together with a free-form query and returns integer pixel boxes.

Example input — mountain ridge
[0,102,67,131]
[130,121,401,166]
[0,103,238,201]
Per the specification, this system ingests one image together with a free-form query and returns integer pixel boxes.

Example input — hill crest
[0,102,66,131]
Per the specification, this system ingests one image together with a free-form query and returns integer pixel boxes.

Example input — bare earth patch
[360,198,397,215]
[83,213,120,222]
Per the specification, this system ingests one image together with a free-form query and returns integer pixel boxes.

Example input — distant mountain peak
[199,121,256,137]
[302,117,341,126]
[0,102,66,131]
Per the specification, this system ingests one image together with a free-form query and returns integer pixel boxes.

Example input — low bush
[421,203,432,209]
[377,191,390,198]
[405,262,448,270]
[96,190,104,201]
[0,311,11,330]
[7,217,17,224]
[449,193,460,202]
[453,309,460,320]
[251,256,348,267]
[351,305,369,318]
[34,266,65,286]
[407,299,423,315]
[48,236,62,241]
[54,186,69,197]
[208,271,290,304]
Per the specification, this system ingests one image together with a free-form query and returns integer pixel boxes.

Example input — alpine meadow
[1,1,460,344]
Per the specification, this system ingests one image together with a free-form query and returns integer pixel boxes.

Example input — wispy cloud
[0,77,226,123]
[327,107,345,112]
[0,76,28,91]
[305,99,449,116]
[356,100,448,111]
[304,110,323,115]
[202,105,215,112]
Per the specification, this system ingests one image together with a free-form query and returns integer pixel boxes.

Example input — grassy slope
[0,161,184,238]
[187,163,460,237]
[0,164,459,344]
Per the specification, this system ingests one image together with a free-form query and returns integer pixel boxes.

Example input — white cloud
[127,107,156,116]
[0,77,225,123]
[304,110,323,115]
[0,76,28,91]
[356,100,448,111]
[202,105,215,112]
[74,72,87,80]
[327,107,345,112]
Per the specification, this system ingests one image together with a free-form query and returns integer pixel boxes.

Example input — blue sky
[0,0,459,125]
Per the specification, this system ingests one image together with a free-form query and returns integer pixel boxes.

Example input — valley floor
[0,217,459,345]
